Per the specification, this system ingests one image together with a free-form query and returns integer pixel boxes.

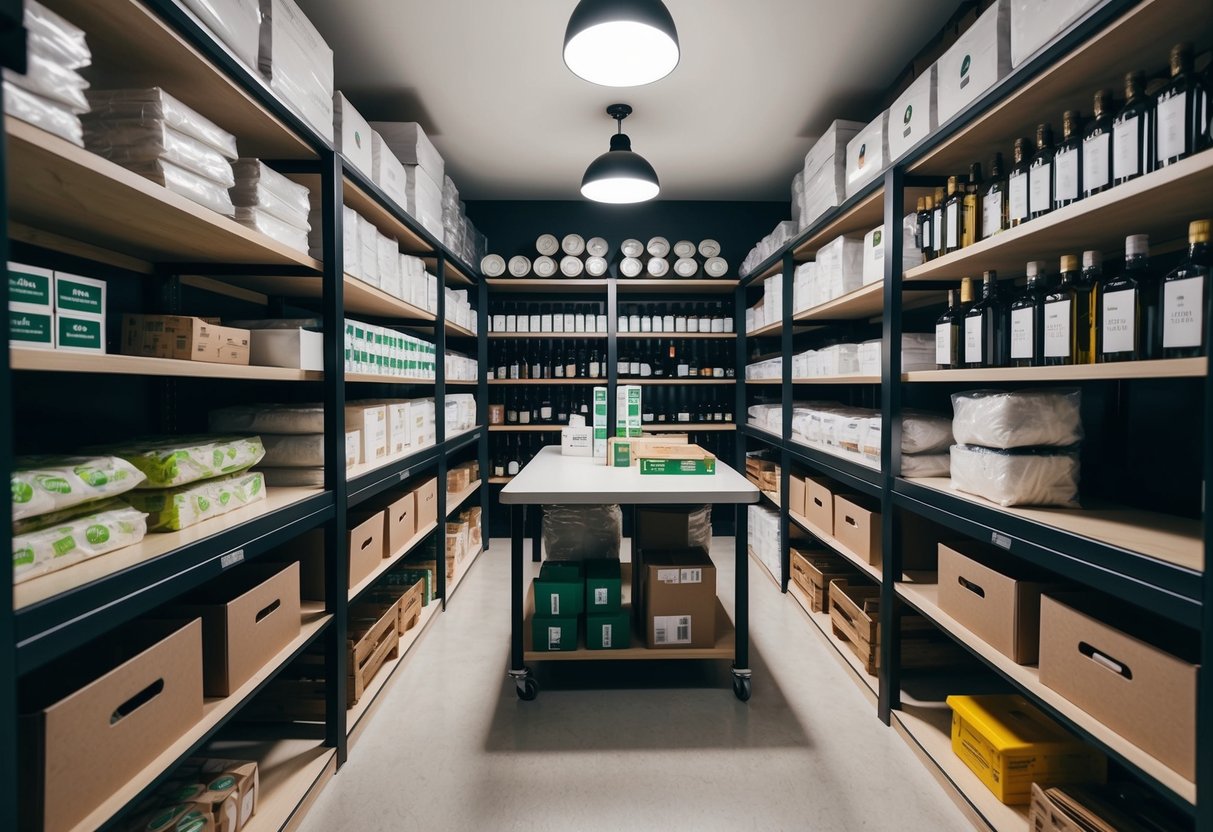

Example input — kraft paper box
[643,548,717,649]
[345,430,361,467]
[8,262,52,311]
[123,314,249,365]
[333,91,373,179]
[345,404,388,465]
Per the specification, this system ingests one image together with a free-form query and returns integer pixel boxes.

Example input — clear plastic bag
[124,471,266,532]
[123,159,236,217]
[260,433,324,467]
[952,389,1083,449]
[231,158,311,218]
[209,403,325,435]
[84,88,238,159]
[11,456,146,522]
[3,82,82,145]
[542,504,622,560]
[902,409,955,454]
[84,121,236,186]
[24,0,91,70]
[950,444,1080,507]
[902,453,950,478]
[234,206,309,252]
[3,52,89,112]
[13,504,147,584]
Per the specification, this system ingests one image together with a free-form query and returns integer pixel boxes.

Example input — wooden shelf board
[792,280,942,323]
[445,322,477,338]
[489,332,607,339]
[341,175,430,255]
[14,487,325,611]
[345,443,439,484]
[897,580,1197,804]
[344,373,434,385]
[524,598,735,661]
[489,379,602,385]
[643,423,736,432]
[190,273,437,323]
[793,186,910,261]
[630,378,734,385]
[67,605,331,832]
[786,580,879,703]
[892,704,1031,832]
[788,509,884,584]
[617,279,739,294]
[486,278,609,294]
[446,481,482,517]
[347,522,439,602]
[618,332,737,339]
[761,489,781,508]
[903,477,1204,573]
[793,375,881,385]
[489,425,564,432]
[202,737,336,832]
[746,378,781,385]
[748,321,783,337]
[905,357,1206,382]
[906,151,1213,281]
[447,542,486,600]
[10,349,323,381]
[7,119,324,268]
[488,476,514,485]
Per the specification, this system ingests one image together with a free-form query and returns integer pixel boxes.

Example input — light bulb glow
[564,20,679,87]
[581,176,661,203]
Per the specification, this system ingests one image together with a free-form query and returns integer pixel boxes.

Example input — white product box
[333,92,373,178]
[370,122,445,189]
[345,430,361,467]
[405,165,444,238]
[54,272,105,320]
[249,327,323,371]
[346,403,388,464]
[794,262,817,313]
[938,0,1012,125]
[862,222,926,285]
[381,401,412,454]
[356,216,379,285]
[180,0,261,70]
[426,274,438,313]
[1010,0,1100,68]
[888,65,938,161]
[593,386,608,460]
[8,263,53,312]
[371,131,408,209]
[858,334,937,375]
[341,206,360,277]
[846,111,890,198]
[377,233,400,295]
[561,426,593,457]
[258,0,334,141]
[819,344,860,376]
[615,385,641,438]
[804,119,865,180]
[816,235,865,300]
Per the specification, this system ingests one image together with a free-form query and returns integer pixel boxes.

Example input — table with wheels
[500,446,760,701]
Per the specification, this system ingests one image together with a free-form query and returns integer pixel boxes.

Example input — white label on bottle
[964,316,983,363]
[629,361,640,375]
[529,315,540,331]
[1083,132,1110,191]
[1008,172,1028,222]
[932,208,943,250]
[945,203,959,249]
[1156,92,1187,162]
[1010,307,1034,359]
[506,315,516,332]
[541,315,553,333]
[935,322,953,365]
[1054,148,1079,202]
[641,363,652,377]
[663,315,675,331]
[1043,299,1072,358]
[677,363,689,378]
[553,315,564,333]
[1164,276,1204,348]
[576,316,586,333]
[564,314,575,331]
[597,316,607,332]
[618,316,628,333]
[517,317,529,333]
[675,319,686,332]
[493,314,506,331]
[541,406,553,419]
[641,317,652,332]
[508,460,520,475]
[617,361,628,375]
[1112,116,1140,180]
[1101,288,1137,353]
[1029,162,1051,214]
[520,410,531,424]
[982,191,1001,238]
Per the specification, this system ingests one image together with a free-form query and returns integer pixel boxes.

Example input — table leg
[530,504,542,562]
[732,503,751,701]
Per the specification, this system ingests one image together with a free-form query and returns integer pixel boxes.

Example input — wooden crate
[790,548,856,613]
[347,597,401,705]
[828,579,965,675]
[241,654,326,722]
[364,577,425,637]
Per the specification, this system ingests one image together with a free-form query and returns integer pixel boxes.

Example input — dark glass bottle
[980,153,1007,240]
[506,391,519,424]
[1156,43,1210,168]
[1112,71,1152,186]
[1010,261,1048,368]
[964,271,1008,368]
[1007,137,1032,227]
[1082,89,1115,198]
[963,162,982,247]
[1028,123,1055,221]
[1099,234,1148,362]
[931,187,946,258]
[943,175,964,255]
[934,286,966,369]
[920,195,935,260]
[1053,110,1083,210]
[555,390,568,425]
[1043,254,1094,366]
[1161,219,1211,358]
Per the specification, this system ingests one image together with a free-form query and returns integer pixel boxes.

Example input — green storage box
[534,563,584,616]
[584,559,622,612]
[639,456,717,475]
[532,615,579,652]
[586,611,631,650]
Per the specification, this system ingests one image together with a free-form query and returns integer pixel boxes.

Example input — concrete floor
[299,538,974,832]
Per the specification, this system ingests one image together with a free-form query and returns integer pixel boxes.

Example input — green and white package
[106,435,266,488]
[12,504,148,584]
[10,455,146,522]
[12,497,129,536]
[124,471,266,531]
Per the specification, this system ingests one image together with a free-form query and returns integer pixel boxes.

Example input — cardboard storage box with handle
[297,510,385,599]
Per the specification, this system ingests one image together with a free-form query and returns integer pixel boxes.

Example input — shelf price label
[220,548,246,569]
[990,532,1012,550]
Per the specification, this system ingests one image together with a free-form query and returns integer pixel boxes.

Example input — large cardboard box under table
[1038,593,1199,780]
[179,562,302,696]
[20,619,204,832]
[299,509,385,598]
[643,548,717,649]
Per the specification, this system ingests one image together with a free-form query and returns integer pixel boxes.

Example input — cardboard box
[640,455,716,476]
[788,475,807,520]
[644,548,717,649]
[8,262,53,310]
[8,306,54,349]
[334,92,373,178]
[298,510,384,599]
[20,619,204,832]
[888,64,938,161]
[345,430,361,467]
[447,466,470,494]
[533,562,584,617]
[615,384,642,438]
[135,802,222,832]
[532,615,578,652]
[937,0,1011,124]
[249,328,323,371]
[833,493,881,564]
[179,562,301,697]
[1028,782,1185,832]
[371,130,408,208]
[1038,594,1198,780]
[190,757,259,830]
[414,477,438,529]
[345,404,388,465]
[122,314,250,365]
[53,271,105,318]
[635,505,710,551]
[585,558,622,613]
[55,311,105,354]
[947,694,1106,804]
[803,476,834,532]
[937,541,1053,663]
[586,611,631,650]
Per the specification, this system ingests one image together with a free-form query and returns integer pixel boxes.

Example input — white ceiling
[295,0,961,201]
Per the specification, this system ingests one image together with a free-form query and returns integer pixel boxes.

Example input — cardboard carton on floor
[643,548,717,649]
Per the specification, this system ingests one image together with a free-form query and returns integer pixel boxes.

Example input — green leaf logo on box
[73,465,109,487]
[85,524,110,545]
[873,230,882,247]
[209,775,237,791]
[903,105,913,125]
[961,55,971,77]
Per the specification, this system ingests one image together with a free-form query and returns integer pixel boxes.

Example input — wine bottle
[943,175,964,255]
[1083,89,1115,198]
[506,391,519,424]
[981,153,1008,239]
[1099,234,1148,362]
[935,287,964,369]
[1112,71,1152,186]
[1043,254,1094,366]
[931,187,946,257]
[1028,123,1055,221]
[1156,43,1210,168]
[920,195,935,259]
[1161,219,1211,358]
[540,395,553,423]
[1010,261,1048,368]
[964,271,1008,368]
[963,162,982,247]
[1053,111,1083,210]
[1008,137,1031,228]
[915,197,929,251]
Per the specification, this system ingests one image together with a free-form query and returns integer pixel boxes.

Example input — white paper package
[3,81,83,145]
[846,110,890,198]
[951,389,1083,449]
[1009,0,1100,68]
[11,455,147,521]
[4,51,89,112]
[84,88,239,159]
[857,334,937,376]
[371,131,408,208]
[234,207,309,252]
[371,121,445,188]
[83,121,236,186]
[178,0,262,70]
[815,235,864,299]
[210,403,324,434]
[260,433,324,467]
[950,444,1080,507]
[258,0,335,141]
[122,159,236,217]
[231,159,311,225]
[901,453,951,478]
[13,503,148,584]
[23,0,91,70]
[937,0,1012,124]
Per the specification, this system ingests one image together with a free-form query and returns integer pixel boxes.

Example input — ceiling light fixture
[563,0,680,87]
[581,104,660,204]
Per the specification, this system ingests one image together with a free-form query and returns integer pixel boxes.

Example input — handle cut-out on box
[958,576,986,598]
[111,678,164,725]
[844,515,858,528]
[813,497,824,508]
[256,598,282,623]
[1080,641,1132,679]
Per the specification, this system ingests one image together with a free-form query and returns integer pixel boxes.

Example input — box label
[55,274,105,315]
[548,592,560,615]
[601,624,612,648]
[56,314,104,351]
[680,568,702,584]
[653,615,691,645]
[657,568,681,584]
[594,588,608,606]
[9,308,53,346]
[547,626,562,650]
[8,265,51,307]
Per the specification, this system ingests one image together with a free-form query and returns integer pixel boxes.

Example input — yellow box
[946,694,1106,805]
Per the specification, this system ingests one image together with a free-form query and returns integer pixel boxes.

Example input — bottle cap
[924,195,934,209]
[1125,234,1149,256]
[1082,250,1102,269]
[1124,70,1143,94]
[1026,261,1046,279]
[1093,88,1113,115]
[983,269,998,283]
[916,197,925,211]
[1060,254,1079,272]
[947,175,959,194]
[1171,43,1191,74]
[1191,219,1211,244]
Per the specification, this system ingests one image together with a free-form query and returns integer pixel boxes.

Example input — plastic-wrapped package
[258,0,335,141]
[952,389,1083,449]
[950,444,1080,507]
[234,206,309,252]
[11,456,146,522]
[902,453,951,478]
[4,51,89,112]
[3,82,82,145]
[815,235,864,300]
[124,471,266,532]
[83,121,236,186]
[903,410,955,454]
[258,466,323,487]
[13,497,128,536]
[179,0,262,70]
[23,0,91,70]
[124,159,236,217]
[103,435,266,489]
[210,403,324,434]
[13,503,147,583]
[84,88,239,159]
[260,433,323,467]
[230,159,311,224]
[541,504,622,560]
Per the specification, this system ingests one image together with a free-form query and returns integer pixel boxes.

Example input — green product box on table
[586,610,631,650]
[615,384,642,438]
[640,457,717,475]
[8,262,53,310]
[585,559,622,612]
[593,386,608,459]
[532,615,579,652]
[9,306,54,349]
[534,562,583,617]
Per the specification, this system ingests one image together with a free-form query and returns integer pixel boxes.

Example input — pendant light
[581,104,660,204]
[563,0,680,87]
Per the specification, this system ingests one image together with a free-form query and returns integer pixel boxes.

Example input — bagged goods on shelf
[899,409,955,454]
[234,206,308,252]
[2,1,91,143]
[845,110,890,198]
[5,50,89,112]
[210,402,323,434]
[259,433,324,468]
[124,470,266,532]
[937,0,1012,124]
[333,91,373,177]
[122,159,237,216]
[10,455,146,522]
[951,389,1083,449]
[257,0,334,141]
[371,121,445,190]
[13,502,148,583]
[888,64,938,161]
[102,435,266,489]
[230,158,311,224]
[857,335,937,375]
[445,393,477,433]
[22,0,90,71]
[542,504,622,560]
[950,444,1080,507]
[1009,0,1101,68]
[900,453,950,477]
[84,88,239,160]
[178,0,262,71]
[3,81,84,145]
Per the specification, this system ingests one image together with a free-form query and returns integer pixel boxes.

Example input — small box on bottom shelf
[829,579,966,675]
[586,610,632,650]
[584,558,622,613]
[533,562,584,617]
[790,548,857,613]
[643,548,717,649]
[532,615,579,652]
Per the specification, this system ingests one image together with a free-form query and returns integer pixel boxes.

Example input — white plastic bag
[903,410,955,454]
[84,88,238,159]
[952,389,1083,449]
[124,471,266,531]
[209,403,325,435]
[231,158,311,219]
[3,52,89,112]
[24,0,90,70]
[950,444,1080,507]
[83,121,236,186]
[123,159,236,216]
[902,453,951,478]
[13,503,147,584]
[11,456,146,522]
[234,206,310,252]
[3,82,82,145]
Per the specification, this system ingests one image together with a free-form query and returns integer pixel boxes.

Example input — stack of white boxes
[3,0,92,147]
[231,159,312,253]
[334,91,373,180]
[179,0,261,71]
[845,111,890,199]
[444,287,477,334]
[372,122,445,242]
[801,120,863,229]
[747,503,782,581]
[8,263,106,355]
[258,0,334,141]
[445,351,479,383]
[861,219,925,286]
[888,66,938,163]
[937,0,1012,125]
[344,319,436,380]
[444,393,477,435]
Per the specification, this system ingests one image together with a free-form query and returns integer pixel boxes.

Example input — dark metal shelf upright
[435,253,449,607]
[778,251,794,592]
[0,82,16,832]
[477,278,490,551]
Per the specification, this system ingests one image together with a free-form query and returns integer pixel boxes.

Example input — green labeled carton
[586,610,631,650]
[533,562,584,617]
[532,615,579,652]
[584,558,622,612]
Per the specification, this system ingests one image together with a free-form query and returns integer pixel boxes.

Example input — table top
[500,446,761,505]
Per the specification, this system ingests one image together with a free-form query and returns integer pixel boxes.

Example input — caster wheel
[733,676,752,702]
[516,677,539,701]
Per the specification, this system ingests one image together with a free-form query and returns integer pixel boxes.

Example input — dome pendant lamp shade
[563,0,680,87]
[581,104,660,204]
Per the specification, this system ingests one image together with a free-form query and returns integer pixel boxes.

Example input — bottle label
[675,320,686,332]
[517,318,528,333]
[1156,91,1187,162]
[711,318,725,333]
[541,315,553,332]
[530,315,540,331]
[678,412,691,422]
[1054,148,1079,201]
[964,316,983,363]
[713,367,724,378]
[553,316,564,333]
[932,208,943,250]
[617,361,628,374]
[1101,288,1136,353]
[541,406,553,419]
[1043,299,1072,357]
[982,191,1001,238]
[520,411,531,424]
[677,363,689,377]
[618,317,629,333]
[494,465,505,477]
[663,316,675,331]
[629,316,641,331]
[1008,172,1028,222]
[590,361,600,376]
[554,365,565,378]
[564,315,575,331]
[945,203,959,249]
[1010,307,1034,359]
[1163,276,1204,349]
[1028,162,1051,214]
[641,364,653,377]
[935,322,953,365]
[1112,116,1140,179]
[508,461,520,475]
[629,361,640,375]
[566,364,576,378]
[1083,132,1110,191]
[641,318,652,332]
